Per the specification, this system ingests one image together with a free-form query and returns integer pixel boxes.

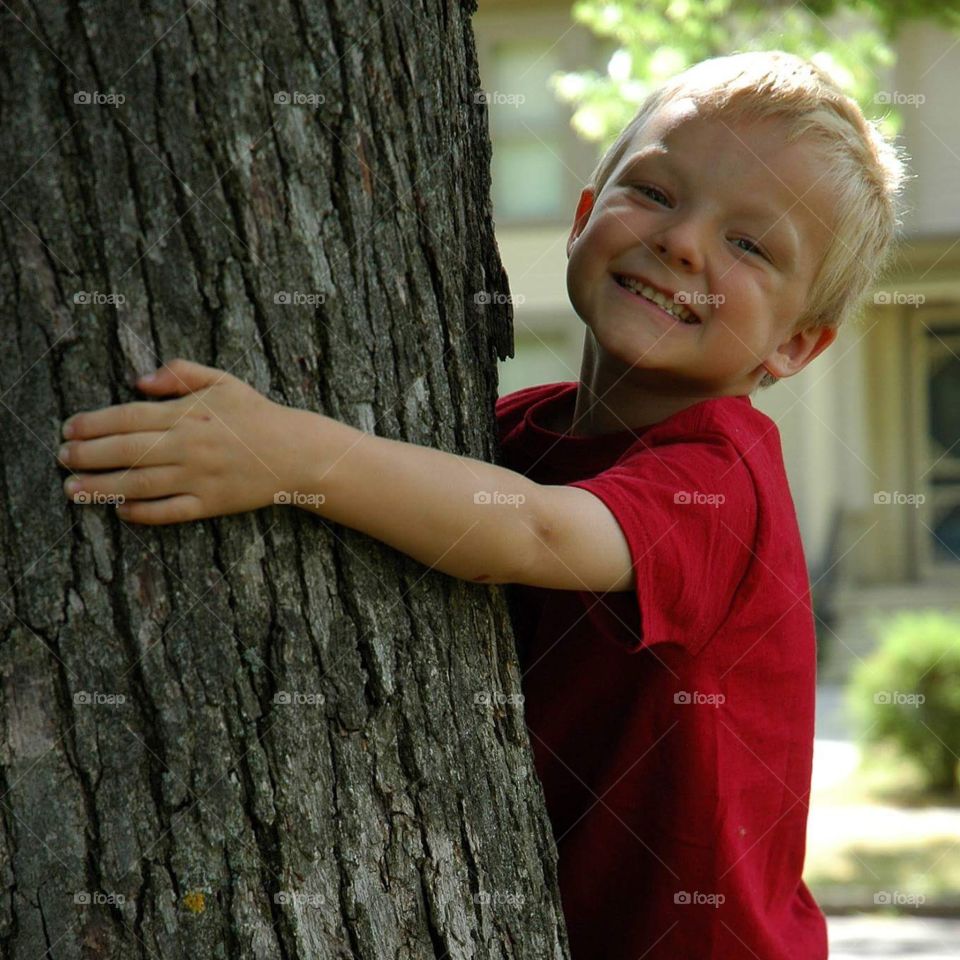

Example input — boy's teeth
[616,275,699,323]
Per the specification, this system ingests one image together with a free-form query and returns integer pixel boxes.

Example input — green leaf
[552,0,949,151]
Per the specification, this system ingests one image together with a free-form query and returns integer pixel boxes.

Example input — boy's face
[566,99,839,394]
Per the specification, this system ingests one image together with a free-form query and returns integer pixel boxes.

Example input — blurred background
[475,0,960,954]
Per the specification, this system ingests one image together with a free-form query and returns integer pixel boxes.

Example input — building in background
[473,0,960,677]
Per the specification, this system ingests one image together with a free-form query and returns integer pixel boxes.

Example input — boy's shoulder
[626,396,788,503]
[643,393,778,451]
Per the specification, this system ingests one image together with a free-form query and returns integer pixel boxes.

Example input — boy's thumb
[136,358,228,396]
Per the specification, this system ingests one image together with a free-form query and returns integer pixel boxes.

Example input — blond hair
[585,51,911,388]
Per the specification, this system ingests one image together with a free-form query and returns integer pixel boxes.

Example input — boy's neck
[565,334,749,438]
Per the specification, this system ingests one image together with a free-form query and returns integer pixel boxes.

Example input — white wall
[894,22,960,234]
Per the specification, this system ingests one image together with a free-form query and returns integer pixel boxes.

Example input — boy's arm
[293,410,635,592]
[55,357,631,587]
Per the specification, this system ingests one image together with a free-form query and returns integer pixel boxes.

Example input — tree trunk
[0,2,569,957]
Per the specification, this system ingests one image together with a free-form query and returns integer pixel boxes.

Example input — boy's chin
[594,336,681,378]
[592,321,679,363]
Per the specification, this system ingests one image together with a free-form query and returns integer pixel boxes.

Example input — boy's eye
[633,184,670,204]
[733,237,767,259]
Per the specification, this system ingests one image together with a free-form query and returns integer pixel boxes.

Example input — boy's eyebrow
[619,147,800,258]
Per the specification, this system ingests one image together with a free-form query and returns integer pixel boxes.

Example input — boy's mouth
[613,274,701,325]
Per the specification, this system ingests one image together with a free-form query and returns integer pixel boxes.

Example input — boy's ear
[762,321,838,380]
[567,187,595,258]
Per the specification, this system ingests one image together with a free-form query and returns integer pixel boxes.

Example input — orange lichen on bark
[183,890,206,914]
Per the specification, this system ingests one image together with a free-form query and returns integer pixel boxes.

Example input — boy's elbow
[509,484,636,593]
[461,504,548,587]
[508,489,558,588]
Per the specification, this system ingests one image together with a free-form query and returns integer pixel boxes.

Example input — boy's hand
[57,358,305,525]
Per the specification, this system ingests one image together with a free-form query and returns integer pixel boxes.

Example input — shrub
[847,610,960,795]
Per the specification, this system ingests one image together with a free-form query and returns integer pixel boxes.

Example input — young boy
[57,50,907,959]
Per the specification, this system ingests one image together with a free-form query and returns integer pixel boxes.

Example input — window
[912,314,960,574]
[486,39,568,222]
[923,322,960,567]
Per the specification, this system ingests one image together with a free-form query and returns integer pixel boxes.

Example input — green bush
[847,610,960,795]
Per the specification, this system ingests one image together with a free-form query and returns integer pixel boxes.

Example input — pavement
[828,915,960,958]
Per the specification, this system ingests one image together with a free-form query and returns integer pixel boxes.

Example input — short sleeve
[569,433,757,656]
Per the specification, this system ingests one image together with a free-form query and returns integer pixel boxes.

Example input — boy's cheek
[564,272,592,323]
[568,257,613,314]
[566,243,603,289]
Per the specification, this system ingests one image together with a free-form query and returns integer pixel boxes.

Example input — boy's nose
[652,232,704,273]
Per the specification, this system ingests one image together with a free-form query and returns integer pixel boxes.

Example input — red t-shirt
[496,381,827,960]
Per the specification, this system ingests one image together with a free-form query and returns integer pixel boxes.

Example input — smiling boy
[564,98,838,428]
[57,51,907,959]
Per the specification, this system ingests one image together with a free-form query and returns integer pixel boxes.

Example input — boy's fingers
[116,494,203,525]
[58,431,174,470]
[65,465,183,502]
[136,358,232,397]
[63,401,181,440]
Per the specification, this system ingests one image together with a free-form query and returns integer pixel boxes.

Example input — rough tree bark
[0,1,570,957]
